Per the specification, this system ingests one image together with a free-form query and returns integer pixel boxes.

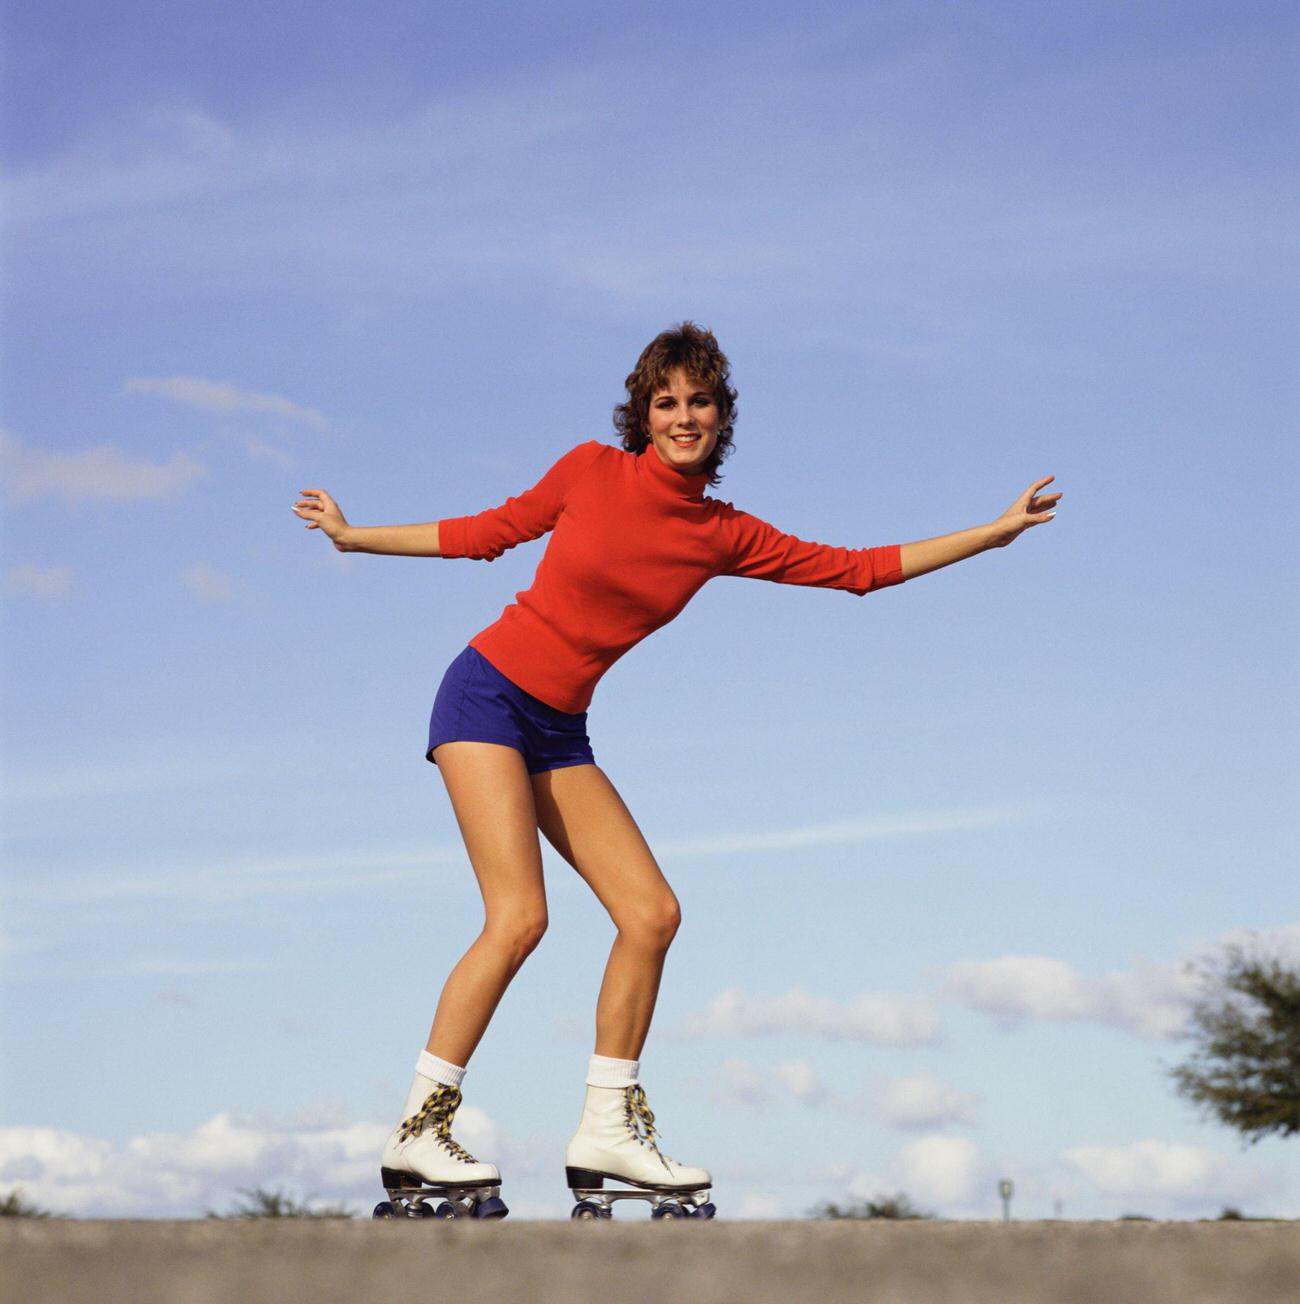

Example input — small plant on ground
[206,1186,354,1219]
[809,1192,934,1220]
[0,1188,52,1218]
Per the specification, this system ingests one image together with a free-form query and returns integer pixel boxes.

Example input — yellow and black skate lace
[624,1084,674,1174]
[397,1084,479,1163]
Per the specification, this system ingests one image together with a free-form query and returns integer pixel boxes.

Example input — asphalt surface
[4,1219,1298,1304]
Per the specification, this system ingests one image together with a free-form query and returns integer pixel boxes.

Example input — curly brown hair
[612,322,737,487]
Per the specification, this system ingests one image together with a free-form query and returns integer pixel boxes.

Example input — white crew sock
[400,1051,467,1119]
[586,1053,640,1088]
[417,1051,466,1088]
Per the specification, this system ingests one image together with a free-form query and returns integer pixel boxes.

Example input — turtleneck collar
[635,443,711,503]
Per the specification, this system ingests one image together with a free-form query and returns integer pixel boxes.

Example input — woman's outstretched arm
[899,475,1061,581]
[292,488,443,555]
[292,442,604,560]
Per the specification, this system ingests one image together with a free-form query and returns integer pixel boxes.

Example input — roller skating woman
[292,322,1061,1219]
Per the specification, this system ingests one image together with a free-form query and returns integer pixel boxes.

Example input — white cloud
[943,925,1300,1041]
[0,429,208,506]
[181,561,237,604]
[943,954,1201,1039]
[0,1106,528,1218]
[1212,924,1300,965]
[124,376,328,431]
[710,1059,774,1108]
[3,563,76,600]
[890,1134,986,1208]
[773,1059,826,1103]
[681,985,941,1046]
[734,1191,786,1218]
[1062,1140,1280,1211]
[875,1074,979,1129]
[709,1058,827,1108]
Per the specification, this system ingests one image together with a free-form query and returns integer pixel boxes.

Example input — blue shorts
[426,645,596,775]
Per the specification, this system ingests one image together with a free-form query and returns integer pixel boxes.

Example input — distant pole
[998,1179,1014,1222]
[1053,1197,1063,1220]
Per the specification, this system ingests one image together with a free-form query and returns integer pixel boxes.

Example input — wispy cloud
[245,437,294,468]
[181,561,237,604]
[116,956,271,977]
[656,804,1048,859]
[7,22,1282,331]
[4,802,1044,915]
[2,563,77,600]
[679,985,941,1046]
[0,430,208,506]
[157,990,198,1008]
[2,748,255,804]
[124,376,328,431]
[5,842,468,909]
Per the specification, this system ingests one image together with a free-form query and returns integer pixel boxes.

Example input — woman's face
[646,368,720,474]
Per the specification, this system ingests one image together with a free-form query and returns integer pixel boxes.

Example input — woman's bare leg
[424,741,548,1066]
[530,763,680,1060]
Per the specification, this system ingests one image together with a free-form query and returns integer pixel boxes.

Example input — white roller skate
[374,1083,508,1220]
[564,1082,716,1220]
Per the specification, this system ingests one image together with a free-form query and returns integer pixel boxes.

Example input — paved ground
[4,1219,1298,1304]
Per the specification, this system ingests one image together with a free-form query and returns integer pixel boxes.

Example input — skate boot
[374,1083,508,1220]
[565,1082,716,1220]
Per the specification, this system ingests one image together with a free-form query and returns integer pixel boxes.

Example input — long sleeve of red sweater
[437,440,904,712]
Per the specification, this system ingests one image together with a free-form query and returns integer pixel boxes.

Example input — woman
[292,322,1061,1219]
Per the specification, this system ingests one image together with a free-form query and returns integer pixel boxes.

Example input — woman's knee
[483,909,549,963]
[619,894,682,953]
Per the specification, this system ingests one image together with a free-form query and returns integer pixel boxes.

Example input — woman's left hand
[988,476,1062,547]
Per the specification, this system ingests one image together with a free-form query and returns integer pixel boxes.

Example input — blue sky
[2,0,1297,1219]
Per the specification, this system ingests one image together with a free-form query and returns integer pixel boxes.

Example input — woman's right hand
[293,488,351,550]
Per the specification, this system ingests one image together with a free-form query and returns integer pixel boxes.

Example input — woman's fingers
[292,489,345,538]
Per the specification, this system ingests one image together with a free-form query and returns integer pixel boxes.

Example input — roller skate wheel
[571,1200,605,1221]
[372,1201,398,1220]
[472,1196,509,1220]
[650,1202,684,1220]
[690,1201,718,1220]
[433,1200,458,1219]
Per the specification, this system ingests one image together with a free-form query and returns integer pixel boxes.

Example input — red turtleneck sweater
[437,440,904,713]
